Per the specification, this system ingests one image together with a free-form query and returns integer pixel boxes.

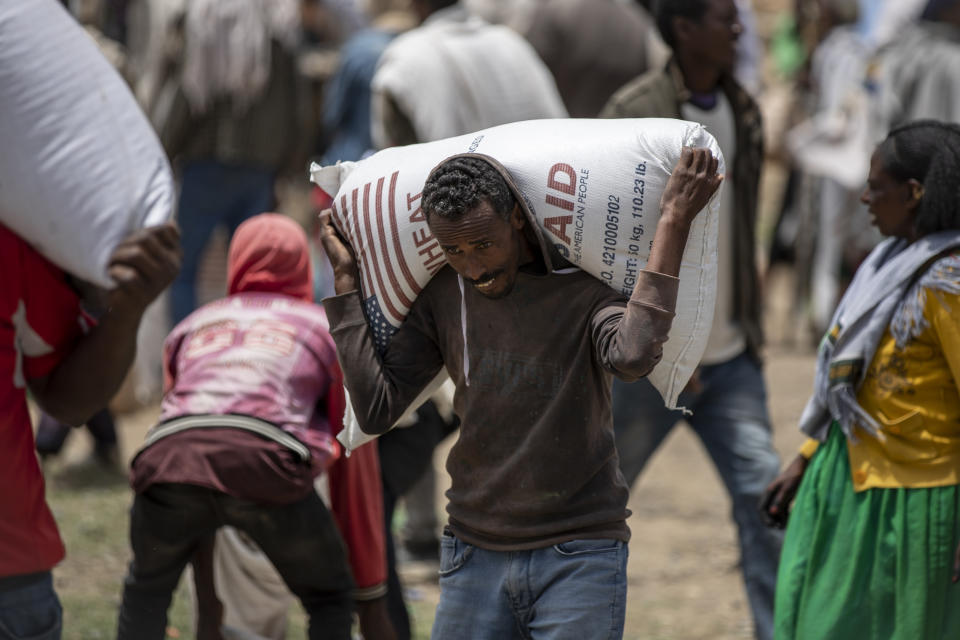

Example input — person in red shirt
[0,222,180,640]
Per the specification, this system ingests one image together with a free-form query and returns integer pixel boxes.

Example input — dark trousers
[35,409,116,456]
[116,484,355,640]
[380,486,410,640]
[377,401,459,640]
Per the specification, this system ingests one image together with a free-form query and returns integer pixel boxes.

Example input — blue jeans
[0,572,61,640]
[612,352,781,640]
[431,532,627,640]
[170,160,276,325]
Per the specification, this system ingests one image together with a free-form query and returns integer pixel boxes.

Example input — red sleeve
[326,363,388,599]
[12,233,87,380]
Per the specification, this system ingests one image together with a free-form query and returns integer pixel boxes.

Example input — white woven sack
[312,118,721,451]
[0,0,174,287]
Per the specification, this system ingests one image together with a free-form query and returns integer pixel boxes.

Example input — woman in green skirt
[761,120,960,640]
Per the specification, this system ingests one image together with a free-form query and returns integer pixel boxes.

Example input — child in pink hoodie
[118,214,392,640]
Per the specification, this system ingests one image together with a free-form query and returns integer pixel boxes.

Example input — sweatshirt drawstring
[457,275,470,386]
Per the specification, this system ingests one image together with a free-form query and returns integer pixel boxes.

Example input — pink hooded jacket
[148,214,387,596]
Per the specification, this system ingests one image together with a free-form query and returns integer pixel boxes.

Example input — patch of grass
[408,599,435,640]
[46,462,138,638]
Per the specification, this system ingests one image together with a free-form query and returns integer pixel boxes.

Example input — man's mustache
[468,270,504,285]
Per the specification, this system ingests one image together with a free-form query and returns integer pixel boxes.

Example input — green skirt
[775,426,960,640]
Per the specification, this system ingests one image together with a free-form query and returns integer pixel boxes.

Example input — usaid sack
[312,118,722,451]
[0,0,175,287]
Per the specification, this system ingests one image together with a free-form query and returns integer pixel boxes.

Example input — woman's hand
[759,454,810,529]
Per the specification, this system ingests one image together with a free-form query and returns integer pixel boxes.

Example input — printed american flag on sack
[330,171,446,355]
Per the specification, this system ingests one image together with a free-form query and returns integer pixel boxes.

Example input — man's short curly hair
[653,0,708,50]
[422,156,516,223]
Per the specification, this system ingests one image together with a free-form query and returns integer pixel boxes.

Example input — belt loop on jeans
[0,570,50,593]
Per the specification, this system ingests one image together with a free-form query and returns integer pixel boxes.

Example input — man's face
[680,0,741,74]
[429,201,528,299]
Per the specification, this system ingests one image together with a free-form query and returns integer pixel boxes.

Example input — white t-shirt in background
[682,93,747,366]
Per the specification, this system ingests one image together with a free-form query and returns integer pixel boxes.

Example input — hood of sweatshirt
[227,213,313,302]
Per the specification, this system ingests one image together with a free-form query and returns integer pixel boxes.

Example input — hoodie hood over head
[227,213,313,302]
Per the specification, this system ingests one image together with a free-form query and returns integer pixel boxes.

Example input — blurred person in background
[66,0,128,74]
[784,0,960,344]
[733,0,762,95]
[319,12,410,165]
[301,0,368,45]
[855,0,928,48]
[602,1,781,638]
[874,0,960,129]
[159,0,302,325]
[785,0,879,340]
[34,408,119,469]
[374,396,458,640]
[520,0,666,118]
[369,0,567,148]
[124,0,187,118]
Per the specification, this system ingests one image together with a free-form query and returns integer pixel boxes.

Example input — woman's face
[860,150,919,241]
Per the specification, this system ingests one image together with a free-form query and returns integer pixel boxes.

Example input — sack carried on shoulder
[0,0,174,287]
[312,118,722,450]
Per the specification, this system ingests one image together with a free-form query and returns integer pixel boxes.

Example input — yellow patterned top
[799,287,960,491]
